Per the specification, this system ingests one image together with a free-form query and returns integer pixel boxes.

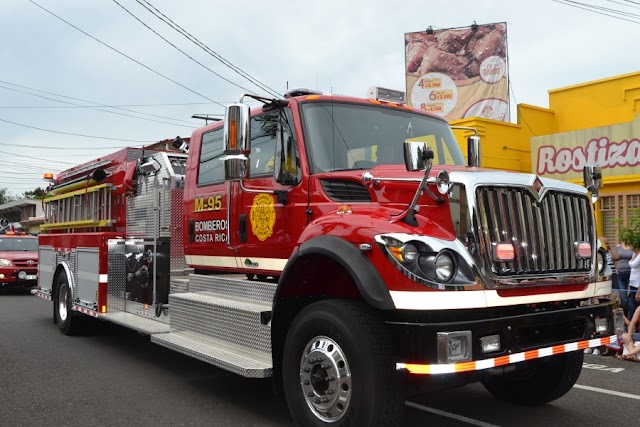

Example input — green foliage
[22,187,45,199]
[0,188,16,205]
[619,208,640,249]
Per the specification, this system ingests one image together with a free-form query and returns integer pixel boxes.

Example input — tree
[22,187,45,199]
[0,188,16,205]
[619,208,640,249]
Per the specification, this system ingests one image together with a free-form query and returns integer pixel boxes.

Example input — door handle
[239,214,247,243]
[188,218,195,243]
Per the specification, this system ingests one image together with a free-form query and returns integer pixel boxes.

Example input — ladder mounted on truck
[42,162,116,231]
[41,183,115,231]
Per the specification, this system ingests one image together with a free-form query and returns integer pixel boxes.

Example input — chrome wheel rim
[299,335,352,423]
[58,284,68,322]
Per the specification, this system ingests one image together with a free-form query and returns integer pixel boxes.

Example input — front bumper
[0,268,38,287]
[388,299,617,372]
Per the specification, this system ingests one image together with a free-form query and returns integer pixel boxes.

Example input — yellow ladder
[42,184,115,231]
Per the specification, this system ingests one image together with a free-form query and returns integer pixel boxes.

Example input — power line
[0,101,220,109]
[607,0,640,10]
[0,150,77,165]
[136,0,281,98]
[111,0,260,96]
[27,0,225,106]
[0,80,201,125]
[0,170,48,176]
[0,116,155,143]
[0,158,53,170]
[553,0,640,24]
[7,142,133,150]
[508,79,537,137]
[0,83,197,129]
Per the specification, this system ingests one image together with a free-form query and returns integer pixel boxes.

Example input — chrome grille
[475,187,593,275]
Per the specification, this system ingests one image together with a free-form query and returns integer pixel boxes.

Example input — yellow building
[451,71,640,243]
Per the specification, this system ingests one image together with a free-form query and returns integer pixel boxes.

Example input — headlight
[377,235,475,288]
[402,243,418,263]
[435,252,455,282]
[596,251,604,274]
[388,242,419,264]
[0,259,13,267]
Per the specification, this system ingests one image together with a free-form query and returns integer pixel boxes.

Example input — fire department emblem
[250,194,276,241]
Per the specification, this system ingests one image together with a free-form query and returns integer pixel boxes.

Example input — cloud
[1,0,637,194]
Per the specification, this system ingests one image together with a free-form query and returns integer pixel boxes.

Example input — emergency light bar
[367,86,406,104]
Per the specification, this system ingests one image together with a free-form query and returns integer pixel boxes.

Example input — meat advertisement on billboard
[405,22,509,122]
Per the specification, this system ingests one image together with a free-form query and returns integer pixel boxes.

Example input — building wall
[451,71,640,243]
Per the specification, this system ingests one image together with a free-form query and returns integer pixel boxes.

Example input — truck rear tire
[54,271,81,336]
[481,350,584,405]
[282,300,404,426]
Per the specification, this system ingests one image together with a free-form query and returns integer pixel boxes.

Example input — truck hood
[318,165,588,207]
[0,251,38,261]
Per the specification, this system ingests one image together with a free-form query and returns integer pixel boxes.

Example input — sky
[1,0,639,197]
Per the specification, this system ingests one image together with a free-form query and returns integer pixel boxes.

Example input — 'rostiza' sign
[537,137,640,174]
[531,114,640,180]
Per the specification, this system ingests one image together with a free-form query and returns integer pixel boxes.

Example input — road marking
[582,362,625,373]
[406,401,500,427]
[574,384,640,400]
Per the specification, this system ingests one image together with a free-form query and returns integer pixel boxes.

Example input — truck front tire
[282,300,404,426]
[481,350,584,405]
[54,271,80,336]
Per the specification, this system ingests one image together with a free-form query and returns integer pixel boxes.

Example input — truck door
[184,125,237,270]
[230,109,305,277]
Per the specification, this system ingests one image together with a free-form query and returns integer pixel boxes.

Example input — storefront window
[599,193,640,244]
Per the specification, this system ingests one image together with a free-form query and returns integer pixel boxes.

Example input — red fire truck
[33,88,622,426]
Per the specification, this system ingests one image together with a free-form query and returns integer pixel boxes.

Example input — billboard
[405,22,509,122]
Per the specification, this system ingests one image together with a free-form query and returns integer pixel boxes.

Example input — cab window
[249,110,297,178]
[197,127,225,185]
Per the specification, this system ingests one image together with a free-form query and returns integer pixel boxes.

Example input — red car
[0,233,38,290]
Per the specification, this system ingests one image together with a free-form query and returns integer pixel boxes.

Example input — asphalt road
[1,289,638,427]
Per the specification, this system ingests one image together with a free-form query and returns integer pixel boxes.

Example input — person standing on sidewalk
[601,237,620,304]
[616,240,635,316]
[629,247,640,317]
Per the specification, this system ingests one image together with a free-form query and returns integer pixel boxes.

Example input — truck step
[170,277,190,293]
[169,292,272,354]
[101,311,170,335]
[151,331,272,378]
[187,273,277,303]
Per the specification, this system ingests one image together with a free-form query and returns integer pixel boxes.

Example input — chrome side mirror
[224,155,248,181]
[403,142,433,171]
[583,165,602,204]
[467,136,481,168]
[223,103,251,181]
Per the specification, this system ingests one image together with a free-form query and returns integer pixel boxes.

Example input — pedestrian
[617,306,640,361]
[628,246,640,316]
[615,240,634,316]
[601,237,620,302]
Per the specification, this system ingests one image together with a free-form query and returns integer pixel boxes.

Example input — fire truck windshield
[0,237,38,251]
[301,101,466,173]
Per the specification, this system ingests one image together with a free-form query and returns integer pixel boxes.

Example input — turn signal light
[576,242,592,258]
[229,120,237,151]
[492,242,515,261]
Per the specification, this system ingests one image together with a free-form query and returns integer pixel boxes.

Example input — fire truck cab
[33,88,623,426]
